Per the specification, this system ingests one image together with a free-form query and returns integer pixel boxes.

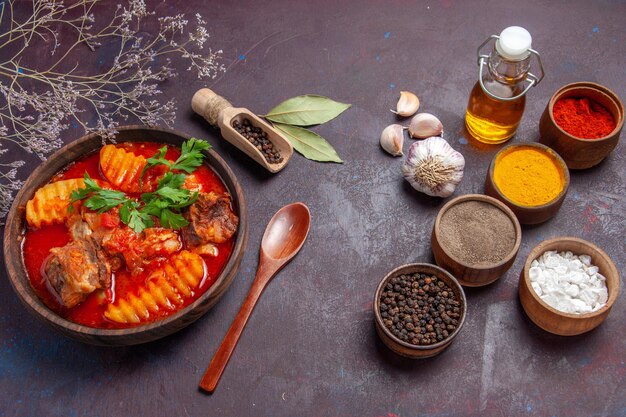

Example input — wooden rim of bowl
[547,81,624,142]
[522,237,620,318]
[3,125,248,340]
[488,143,570,210]
[433,194,522,270]
[373,263,467,351]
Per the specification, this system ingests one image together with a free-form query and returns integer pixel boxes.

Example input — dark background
[1,1,625,416]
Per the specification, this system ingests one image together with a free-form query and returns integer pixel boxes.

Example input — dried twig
[0,0,225,223]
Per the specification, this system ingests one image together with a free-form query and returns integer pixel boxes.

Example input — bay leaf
[273,123,343,163]
[264,95,351,126]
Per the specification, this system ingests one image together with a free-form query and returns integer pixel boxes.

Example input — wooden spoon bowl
[3,126,248,346]
[519,237,620,336]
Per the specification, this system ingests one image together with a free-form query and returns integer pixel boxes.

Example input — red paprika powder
[553,97,616,139]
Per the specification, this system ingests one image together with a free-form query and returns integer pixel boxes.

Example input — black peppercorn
[379,272,460,347]
[232,119,284,164]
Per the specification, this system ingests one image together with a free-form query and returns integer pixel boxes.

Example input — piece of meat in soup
[185,192,238,245]
[102,227,182,275]
[44,238,111,308]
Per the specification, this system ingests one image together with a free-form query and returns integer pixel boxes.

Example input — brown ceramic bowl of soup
[431,194,521,287]
[374,263,467,358]
[3,126,248,346]
[485,143,570,225]
[539,82,623,169]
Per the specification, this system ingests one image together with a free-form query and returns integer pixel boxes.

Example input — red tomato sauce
[22,142,234,329]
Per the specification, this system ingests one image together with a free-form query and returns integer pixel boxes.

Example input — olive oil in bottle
[465,81,526,143]
[465,26,544,144]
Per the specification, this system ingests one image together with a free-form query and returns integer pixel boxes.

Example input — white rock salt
[567,271,585,285]
[529,250,608,314]
[579,254,591,266]
[564,284,579,298]
[554,265,568,275]
[587,266,599,275]
[529,266,541,281]
[579,288,596,305]
[570,258,582,267]
[531,282,543,296]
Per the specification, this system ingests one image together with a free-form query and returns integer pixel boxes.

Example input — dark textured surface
[1,1,624,416]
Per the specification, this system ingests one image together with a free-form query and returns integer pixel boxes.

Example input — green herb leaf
[157,187,190,204]
[159,208,189,229]
[119,200,153,233]
[83,189,129,213]
[147,146,169,167]
[158,172,187,190]
[170,191,199,209]
[264,95,351,126]
[272,123,343,163]
[140,199,164,217]
[70,173,129,213]
[156,186,189,203]
[127,207,154,234]
[69,173,100,206]
[137,171,196,231]
[119,200,139,224]
[83,174,101,191]
[141,146,169,181]
[173,138,211,173]
[140,138,211,181]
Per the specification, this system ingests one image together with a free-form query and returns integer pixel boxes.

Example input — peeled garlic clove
[402,136,465,197]
[408,113,443,139]
[391,91,420,117]
[380,124,405,156]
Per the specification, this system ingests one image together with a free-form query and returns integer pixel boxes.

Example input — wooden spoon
[199,202,311,393]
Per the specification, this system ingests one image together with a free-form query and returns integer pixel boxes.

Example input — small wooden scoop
[199,202,311,394]
[192,88,294,173]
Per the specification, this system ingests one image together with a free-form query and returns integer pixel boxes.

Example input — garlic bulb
[391,91,420,117]
[402,136,465,197]
[380,124,404,156]
[408,113,443,139]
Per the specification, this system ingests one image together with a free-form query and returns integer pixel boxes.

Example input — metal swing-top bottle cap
[496,26,532,60]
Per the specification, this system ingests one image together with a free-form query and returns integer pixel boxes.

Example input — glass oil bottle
[465,26,544,144]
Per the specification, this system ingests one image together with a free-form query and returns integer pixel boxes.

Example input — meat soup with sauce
[22,141,238,329]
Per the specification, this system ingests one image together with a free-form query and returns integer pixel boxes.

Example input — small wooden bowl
[539,82,624,169]
[485,143,570,225]
[431,194,521,287]
[373,263,467,358]
[3,126,248,346]
[519,237,620,336]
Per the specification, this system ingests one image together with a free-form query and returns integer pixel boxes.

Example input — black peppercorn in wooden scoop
[192,88,293,172]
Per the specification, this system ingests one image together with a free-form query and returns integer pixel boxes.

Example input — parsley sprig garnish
[141,138,211,178]
[140,172,199,229]
[69,175,128,213]
[69,138,210,234]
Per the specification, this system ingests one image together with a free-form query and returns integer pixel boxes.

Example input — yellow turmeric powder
[493,146,565,206]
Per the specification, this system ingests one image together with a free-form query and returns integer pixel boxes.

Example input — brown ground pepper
[439,200,516,265]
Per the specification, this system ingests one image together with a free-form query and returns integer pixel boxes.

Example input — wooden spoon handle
[199,264,275,393]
